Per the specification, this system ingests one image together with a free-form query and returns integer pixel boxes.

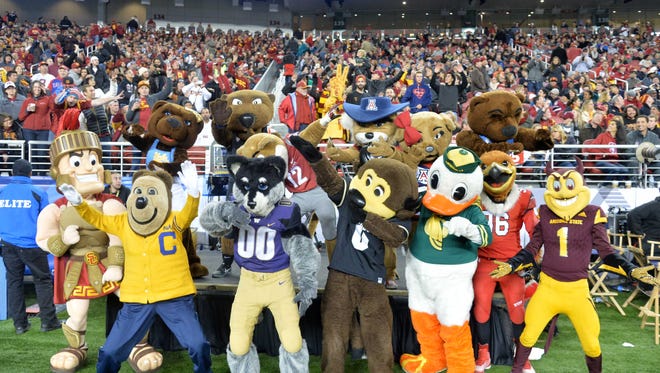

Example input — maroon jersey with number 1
[524,204,615,282]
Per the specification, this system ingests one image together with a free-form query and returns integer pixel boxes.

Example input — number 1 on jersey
[556,226,568,257]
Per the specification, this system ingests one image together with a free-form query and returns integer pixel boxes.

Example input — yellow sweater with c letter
[74,194,199,303]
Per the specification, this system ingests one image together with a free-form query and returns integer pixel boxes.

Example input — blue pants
[21,128,50,173]
[97,295,211,373]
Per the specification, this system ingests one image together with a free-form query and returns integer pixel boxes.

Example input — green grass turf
[1,287,658,372]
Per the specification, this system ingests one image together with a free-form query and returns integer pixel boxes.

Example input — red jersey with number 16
[480,189,537,261]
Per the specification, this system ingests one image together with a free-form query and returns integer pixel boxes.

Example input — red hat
[71,62,80,68]
[296,80,309,89]
[39,61,48,66]
[58,65,69,70]
[355,74,367,83]
[373,70,384,78]
[562,111,575,120]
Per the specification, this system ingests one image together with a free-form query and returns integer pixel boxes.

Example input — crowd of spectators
[0,11,659,180]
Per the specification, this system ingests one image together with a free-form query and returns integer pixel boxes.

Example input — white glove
[177,160,200,197]
[320,104,341,127]
[102,265,123,283]
[61,225,80,245]
[444,216,484,245]
[60,183,83,206]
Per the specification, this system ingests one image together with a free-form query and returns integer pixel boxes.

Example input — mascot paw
[509,142,525,154]
[127,124,145,136]
[409,142,430,159]
[50,346,88,372]
[324,141,346,162]
[147,161,166,172]
[102,265,123,283]
[367,140,395,157]
[293,284,318,316]
[62,225,81,246]
[209,97,232,126]
[129,343,163,373]
[190,262,209,278]
[290,136,322,163]
[534,128,554,150]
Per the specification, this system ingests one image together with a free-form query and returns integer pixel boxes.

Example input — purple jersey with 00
[232,203,299,273]
[524,204,615,282]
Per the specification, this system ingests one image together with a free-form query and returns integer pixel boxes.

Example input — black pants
[1,244,58,328]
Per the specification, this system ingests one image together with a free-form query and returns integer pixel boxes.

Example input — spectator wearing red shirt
[586,117,628,182]
[233,68,251,90]
[89,23,101,43]
[278,80,316,132]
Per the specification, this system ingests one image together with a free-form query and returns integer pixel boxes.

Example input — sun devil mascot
[400,146,492,373]
[491,160,660,373]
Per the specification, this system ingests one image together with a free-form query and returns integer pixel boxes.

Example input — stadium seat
[587,230,626,316]
[582,139,604,175]
[622,231,660,344]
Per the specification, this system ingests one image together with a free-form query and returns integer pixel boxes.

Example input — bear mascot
[455,90,554,156]
[199,155,320,373]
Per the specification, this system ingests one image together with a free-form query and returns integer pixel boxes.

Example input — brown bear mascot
[122,100,208,278]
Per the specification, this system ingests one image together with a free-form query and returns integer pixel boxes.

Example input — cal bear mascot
[473,151,538,373]
[199,155,320,373]
[491,160,660,373]
[400,146,492,373]
[58,161,211,372]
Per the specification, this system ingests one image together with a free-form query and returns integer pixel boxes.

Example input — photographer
[628,195,660,255]
[126,68,173,130]
[87,55,111,93]
[182,76,211,113]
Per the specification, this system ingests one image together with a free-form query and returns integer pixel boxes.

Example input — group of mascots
[35,79,660,373]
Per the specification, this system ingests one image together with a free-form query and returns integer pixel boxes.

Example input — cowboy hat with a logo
[343,96,409,123]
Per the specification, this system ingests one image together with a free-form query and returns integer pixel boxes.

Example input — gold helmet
[50,130,102,165]
[49,130,107,185]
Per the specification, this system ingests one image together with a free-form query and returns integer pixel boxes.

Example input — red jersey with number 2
[285,143,318,193]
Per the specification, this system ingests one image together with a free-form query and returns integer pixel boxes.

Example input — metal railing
[516,144,658,188]
[0,140,227,177]
[1,140,656,188]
